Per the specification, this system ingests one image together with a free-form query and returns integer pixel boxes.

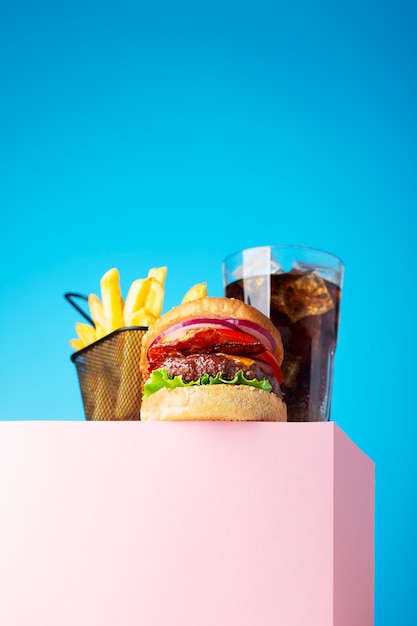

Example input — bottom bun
[140,385,287,422]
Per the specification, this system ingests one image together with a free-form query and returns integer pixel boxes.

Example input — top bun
[140,297,284,372]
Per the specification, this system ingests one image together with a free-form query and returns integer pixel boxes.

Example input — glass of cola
[223,245,344,422]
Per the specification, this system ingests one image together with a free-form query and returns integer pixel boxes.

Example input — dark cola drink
[226,270,341,422]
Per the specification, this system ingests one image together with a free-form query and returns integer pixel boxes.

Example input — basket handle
[64,292,94,326]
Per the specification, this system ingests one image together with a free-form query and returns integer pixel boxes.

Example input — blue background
[1,1,416,623]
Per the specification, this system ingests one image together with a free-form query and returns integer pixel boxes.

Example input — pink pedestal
[0,422,374,626]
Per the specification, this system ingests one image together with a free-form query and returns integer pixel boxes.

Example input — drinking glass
[223,245,344,422]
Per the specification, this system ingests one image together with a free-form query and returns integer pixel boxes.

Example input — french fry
[88,293,105,327]
[128,308,157,327]
[100,268,124,333]
[88,293,106,339]
[182,282,208,303]
[123,277,152,326]
[148,266,167,286]
[70,338,84,351]
[144,278,164,318]
[95,324,106,340]
[75,322,97,347]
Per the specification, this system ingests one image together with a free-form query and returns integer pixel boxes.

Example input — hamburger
[139,297,287,421]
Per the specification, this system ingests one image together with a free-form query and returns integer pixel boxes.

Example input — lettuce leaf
[143,367,272,397]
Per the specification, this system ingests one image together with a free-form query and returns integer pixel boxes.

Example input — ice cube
[270,261,285,274]
[281,270,335,323]
[294,261,342,285]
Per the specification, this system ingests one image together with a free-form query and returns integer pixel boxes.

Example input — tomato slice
[202,328,260,344]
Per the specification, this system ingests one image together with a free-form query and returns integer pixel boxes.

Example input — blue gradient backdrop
[1,1,416,623]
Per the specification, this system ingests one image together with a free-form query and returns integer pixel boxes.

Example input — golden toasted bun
[140,384,287,422]
[140,297,284,374]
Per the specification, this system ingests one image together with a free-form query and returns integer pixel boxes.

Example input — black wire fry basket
[66,293,148,421]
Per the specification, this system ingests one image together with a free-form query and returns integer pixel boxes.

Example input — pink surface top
[0,422,374,626]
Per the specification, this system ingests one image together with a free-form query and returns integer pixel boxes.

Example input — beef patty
[159,353,282,398]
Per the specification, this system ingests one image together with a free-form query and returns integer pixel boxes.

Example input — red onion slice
[253,357,274,376]
[254,353,282,384]
[149,316,276,354]
[150,318,238,348]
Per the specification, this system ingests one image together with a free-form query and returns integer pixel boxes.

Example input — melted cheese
[218,353,255,368]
